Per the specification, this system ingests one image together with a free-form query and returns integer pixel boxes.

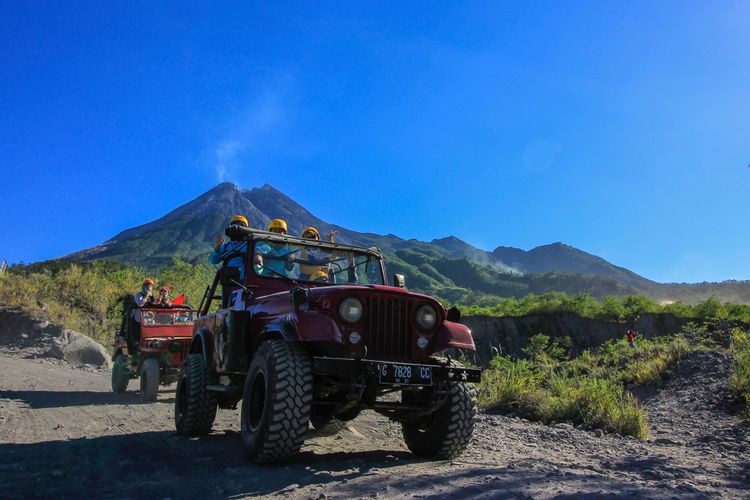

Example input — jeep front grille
[363,297,412,361]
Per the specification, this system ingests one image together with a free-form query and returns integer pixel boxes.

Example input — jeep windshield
[252,239,385,285]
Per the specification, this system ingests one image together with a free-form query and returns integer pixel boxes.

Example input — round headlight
[415,305,438,330]
[339,297,363,323]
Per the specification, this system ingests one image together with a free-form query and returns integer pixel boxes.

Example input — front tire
[175,354,217,435]
[111,354,130,393]
[402,382,477,459]
[241,340,312,463]
[140,358,160,402]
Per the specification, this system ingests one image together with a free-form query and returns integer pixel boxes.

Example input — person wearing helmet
[268,218,288,235]
[210,215,250,307]
[154,286,171,307]
[309,270,330,283]
[296,226,334,281]
[254,218,298,278]
[134,279,155,308]
[210,215,249,279]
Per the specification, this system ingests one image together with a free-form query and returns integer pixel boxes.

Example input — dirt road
[1,349,749,499]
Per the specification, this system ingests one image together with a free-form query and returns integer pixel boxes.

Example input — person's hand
[215,234,224,250]
[327,230,338,243]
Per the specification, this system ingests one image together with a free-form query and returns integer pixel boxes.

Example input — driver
[296,227,335,281]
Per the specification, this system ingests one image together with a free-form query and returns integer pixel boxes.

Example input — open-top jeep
[112,304,195,401]
[175,227,481,463]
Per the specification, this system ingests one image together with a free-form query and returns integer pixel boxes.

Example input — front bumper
[312,357,481,384]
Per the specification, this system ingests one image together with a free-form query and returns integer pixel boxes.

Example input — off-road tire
[175,354,217,435]
[111,354,130,393]
[402,382,477,459]
[241,340,312,463]
[140,358,160,402]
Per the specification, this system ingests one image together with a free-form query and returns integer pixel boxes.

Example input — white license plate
[378,363,432,386]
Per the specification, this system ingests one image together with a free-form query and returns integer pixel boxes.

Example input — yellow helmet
[268,219,288,233]
[309,270,329,283]
[229,215,248,227]
[301,226,320,240]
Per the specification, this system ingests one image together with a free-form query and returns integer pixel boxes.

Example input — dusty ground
[1,346,749,499]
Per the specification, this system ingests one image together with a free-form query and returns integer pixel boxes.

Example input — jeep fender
[254,321,299,351]
[190,327,213,362]
[433,321,476,352]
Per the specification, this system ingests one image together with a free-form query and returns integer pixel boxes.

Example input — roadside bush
[479,330,700,438]
[729,328,750,415]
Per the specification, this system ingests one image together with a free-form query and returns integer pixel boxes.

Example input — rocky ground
[1,339,749,498]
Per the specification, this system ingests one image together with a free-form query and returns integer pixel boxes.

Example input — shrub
[729,328,750,415]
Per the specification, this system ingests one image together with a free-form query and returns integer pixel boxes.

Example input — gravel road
[1,348,749,499]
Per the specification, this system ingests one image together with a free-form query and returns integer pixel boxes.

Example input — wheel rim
[248,370,267,431]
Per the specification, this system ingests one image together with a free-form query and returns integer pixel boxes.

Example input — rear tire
[240,340,312,463]
[140,358,160,402]
[402,382,477,459]
[111,354,129,393]
[175,354,217,435]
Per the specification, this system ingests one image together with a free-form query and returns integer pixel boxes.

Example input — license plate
[378,363,432,386]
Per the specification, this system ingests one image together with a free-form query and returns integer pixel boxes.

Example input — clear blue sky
[1,1,748,283]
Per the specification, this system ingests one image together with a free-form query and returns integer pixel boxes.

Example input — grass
[729,328,750,416]
[478,332,704,438]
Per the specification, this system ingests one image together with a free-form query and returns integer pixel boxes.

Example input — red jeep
[175,228,480,463]
[111,304,195,401]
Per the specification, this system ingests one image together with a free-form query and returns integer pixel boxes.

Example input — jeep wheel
[140,358,160,402]
[175,354,217,435]
[111,354,129,393]
[402,382,477,459]
[241,340,312,463]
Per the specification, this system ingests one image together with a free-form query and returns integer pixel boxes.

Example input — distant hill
[65,182,750,304]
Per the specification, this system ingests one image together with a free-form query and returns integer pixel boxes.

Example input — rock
[593,429,605,438]
[33,321,50,331]
[57,329,111,368]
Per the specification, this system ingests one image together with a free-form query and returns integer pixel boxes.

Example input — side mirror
[447,306,461,323]
[393,274,406,288]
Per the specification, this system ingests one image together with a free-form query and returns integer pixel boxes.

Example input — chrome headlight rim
[338,297,364,324]
[415,304,438,330]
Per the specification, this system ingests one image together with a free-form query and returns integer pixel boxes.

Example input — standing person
[626,329,638,348]
[134,279,155,309]
[210,215,250,307]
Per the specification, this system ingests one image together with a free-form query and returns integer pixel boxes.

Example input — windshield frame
[246,230,386,286]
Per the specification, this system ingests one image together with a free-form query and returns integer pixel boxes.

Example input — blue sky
[1,1,749,283]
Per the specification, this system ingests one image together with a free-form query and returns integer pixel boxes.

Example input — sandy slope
[1,347,748,499]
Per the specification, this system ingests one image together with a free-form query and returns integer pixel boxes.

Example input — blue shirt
[209,240,248,279]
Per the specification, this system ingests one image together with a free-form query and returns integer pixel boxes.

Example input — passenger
[134,279,155,310]
[309,270,331,283]
[210,215,250,307]
[268,218,288,235]
[130,279,155,350]
[154,286,171,307]
[210,215,249,280]
[297,226,335,281]
[256,219,295,278]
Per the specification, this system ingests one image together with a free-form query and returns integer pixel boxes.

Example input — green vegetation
[458,292,750,323]
[0,258,215,347]
[479,332,701,438]
[730,328,750,415]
